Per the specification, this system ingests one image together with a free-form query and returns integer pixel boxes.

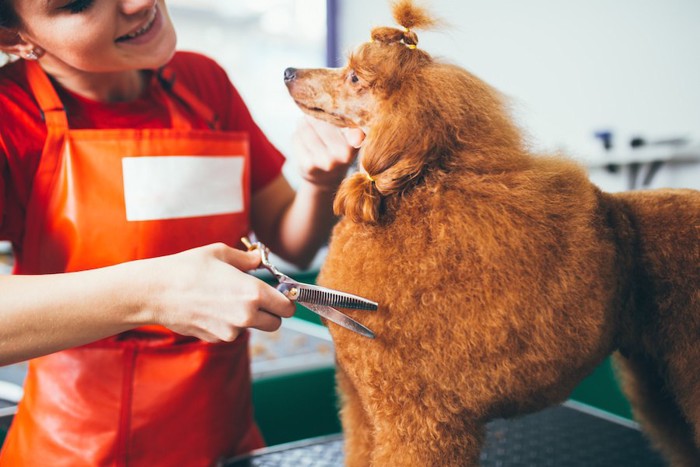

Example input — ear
[0,32,44,60]
[334,114,432,225]
[362,111,433,196]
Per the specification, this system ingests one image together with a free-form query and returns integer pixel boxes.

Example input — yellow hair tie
[402,27,416,49]
[360,163,374,183]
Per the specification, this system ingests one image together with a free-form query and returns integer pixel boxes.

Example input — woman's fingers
[209,242,261,271]
[247,275,296,320]
[211,243,296,319]
[341,127,366,148]
[247,309,284,333]
[147,243,297,341]
[293,116,362,188]
[304,115,358,165]
[208,243,296,319]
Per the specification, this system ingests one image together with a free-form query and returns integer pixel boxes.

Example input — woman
[0,0,363,464]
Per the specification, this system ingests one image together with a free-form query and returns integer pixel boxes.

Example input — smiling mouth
[295,101,355,127]
[116,7,157,42]
[297,101,328,115]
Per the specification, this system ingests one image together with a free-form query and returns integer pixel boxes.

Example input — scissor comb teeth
[298,288,378,311]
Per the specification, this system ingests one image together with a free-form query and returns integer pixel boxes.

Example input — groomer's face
[13,0,177,73]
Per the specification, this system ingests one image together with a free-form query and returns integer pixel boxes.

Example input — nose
[284,67,297,82]
[120,0,156,16]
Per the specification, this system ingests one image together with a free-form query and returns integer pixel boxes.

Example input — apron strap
[25,62,177,132]
[21,61,70,274]
[24,61,218,132]
[24,60,69,132]
[150,74,193,131]
[157,67,221,130]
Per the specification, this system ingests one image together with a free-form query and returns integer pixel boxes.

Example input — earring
[24,50,39,61]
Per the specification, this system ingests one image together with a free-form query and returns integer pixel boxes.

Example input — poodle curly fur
[285,1,700,465]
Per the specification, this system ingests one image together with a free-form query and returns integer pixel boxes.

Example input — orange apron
[0,61,264,466]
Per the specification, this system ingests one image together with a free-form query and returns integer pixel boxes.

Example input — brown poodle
[284,1,700,465]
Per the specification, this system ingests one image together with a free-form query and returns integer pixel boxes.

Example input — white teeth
[122,9,156,39]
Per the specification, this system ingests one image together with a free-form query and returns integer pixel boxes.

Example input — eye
[349,71,359,84]
[59,0,94,14]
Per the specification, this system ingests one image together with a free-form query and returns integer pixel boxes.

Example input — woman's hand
[0,243,294,365]
[248,118,366,269]
[141,243,296,343]
[293,115,365,190]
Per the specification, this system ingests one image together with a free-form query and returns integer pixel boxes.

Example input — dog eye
[349,72,359,84]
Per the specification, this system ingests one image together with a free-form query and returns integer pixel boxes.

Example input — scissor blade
[300,302,375,339]
[296,284,378,311]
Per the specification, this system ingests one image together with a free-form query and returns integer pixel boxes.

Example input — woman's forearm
[0,244,296,367]
[274,180,338,269]
[0,261,149,366]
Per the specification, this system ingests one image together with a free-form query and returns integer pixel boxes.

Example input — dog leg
[337,367,374,467]
[613,352,700,466]
[666,344,700,463]
[369,412,485,466]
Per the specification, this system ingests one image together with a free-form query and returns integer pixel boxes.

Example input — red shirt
[0,51,285,246]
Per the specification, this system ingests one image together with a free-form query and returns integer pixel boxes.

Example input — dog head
[285,0,523,224]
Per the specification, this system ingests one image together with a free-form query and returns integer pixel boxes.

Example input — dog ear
[333,172,381,224]
[334,115,434,225]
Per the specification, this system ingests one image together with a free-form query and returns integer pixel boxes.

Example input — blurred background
[168,0,700,193]
[168,0,329,187]
[2,0,699,458]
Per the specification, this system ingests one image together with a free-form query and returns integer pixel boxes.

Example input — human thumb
[213,244,262,272]
[341,127,366,148]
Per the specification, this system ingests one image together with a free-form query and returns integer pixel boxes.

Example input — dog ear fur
[334,104,436,225]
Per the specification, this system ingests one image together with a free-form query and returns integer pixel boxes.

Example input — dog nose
[284,67,297,82]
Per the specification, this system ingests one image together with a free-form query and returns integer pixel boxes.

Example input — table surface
[226,402,666,467]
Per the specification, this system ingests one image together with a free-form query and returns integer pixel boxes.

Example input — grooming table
[225,402,666,467]
[0,313,668,466]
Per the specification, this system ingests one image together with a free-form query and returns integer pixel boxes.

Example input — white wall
[168,1,327,188]
[336,0,700,190]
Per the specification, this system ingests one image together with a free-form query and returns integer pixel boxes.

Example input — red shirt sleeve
[0,60,46,244]
[0,155,5,234]
[168,52,286,193]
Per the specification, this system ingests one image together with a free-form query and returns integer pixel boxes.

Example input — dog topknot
[392,0,436,30]
[370,0,437,48]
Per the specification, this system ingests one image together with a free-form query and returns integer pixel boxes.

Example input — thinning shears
[242,237,377,339]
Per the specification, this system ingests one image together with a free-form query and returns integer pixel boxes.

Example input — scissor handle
[241,237,376,339]
[241,237,288,282]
